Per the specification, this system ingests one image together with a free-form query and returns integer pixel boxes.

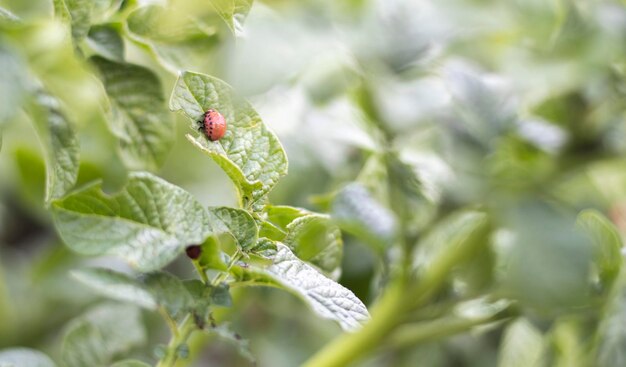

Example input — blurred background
[0,0,625,366]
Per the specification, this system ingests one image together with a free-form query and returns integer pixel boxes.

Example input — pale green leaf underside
[73,268,200,318]
[0,348,56,367]
[71,268,157,309]
[332,183,397,249]
[210,0,254,36]
[62,303,145,367]
[91,56,174,170]
[30,87,79,203]
[125,5,220,72]
[266,243,369,332]
[209,206,258,251]
[52,172,211,271]
[0,44,28,126]
[170,71,287,204]
[0,6,20,23]
[498,319,545,367]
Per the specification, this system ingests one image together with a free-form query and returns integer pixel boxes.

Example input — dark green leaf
[87,24,124,61]
[52,172,211,271]
[170,71,288,205]
[91,56,174,170]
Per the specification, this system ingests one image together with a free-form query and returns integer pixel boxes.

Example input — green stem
[211,252,242,286]
[389,313,511,350]
[303,216,491,367]
[191,260,209,284]
[156,315,197,367]
[301,281,408,367]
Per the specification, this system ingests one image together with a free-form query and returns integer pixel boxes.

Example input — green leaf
[52,172,212,271]
[87,24,124,62]
[204,322,255,362]
[91,56,174,170]
[210,0,254,36]
[0,6,20,23]
[110,360,151,367]
[196,236,229,271]
[501,203,593,311]
[54,0,95,42]
[498,319,545,367]
[332,183,397,250]
[0,44,28,126]
[385,154,431,231]
[72,268,226,319]
[140,272,194,318]
[170,71,288,205]
[62,303,146,367]
[444,62,516,145]
[52,0,71,24]
[28,87,79,203]
[0,348,56,367]
[284,214,343,278]
[185,280,232,310]
[14,148,46,207]
[125,5,220,72]
[209,206,258,251]
[265,243,369,332]
[597,273,626,367]
[71,268,157,309]
[413,211,491,287]
[266,205,310,228]
[577,209,623,288]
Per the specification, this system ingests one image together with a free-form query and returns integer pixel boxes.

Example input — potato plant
[0,0,625,366]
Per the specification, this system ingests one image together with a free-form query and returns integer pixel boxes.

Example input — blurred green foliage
[0,0,626,366]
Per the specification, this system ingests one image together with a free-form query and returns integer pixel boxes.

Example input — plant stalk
[156,315,197,367]
[301,281,408,367]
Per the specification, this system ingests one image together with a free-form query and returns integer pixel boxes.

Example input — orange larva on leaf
[200,109,227,141]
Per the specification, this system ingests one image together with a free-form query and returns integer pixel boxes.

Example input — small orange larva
[200,109,227,141]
